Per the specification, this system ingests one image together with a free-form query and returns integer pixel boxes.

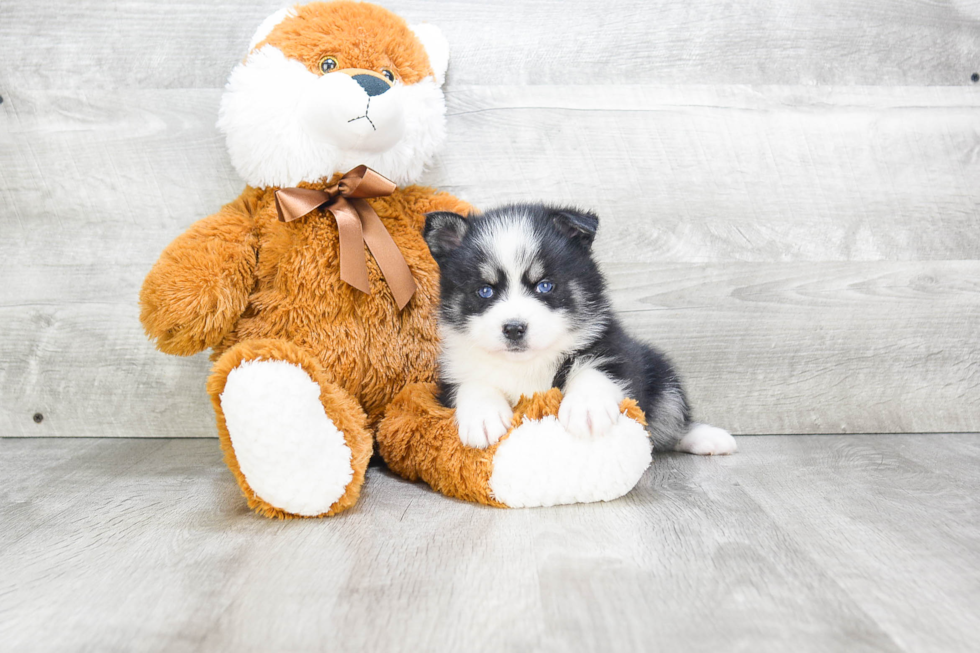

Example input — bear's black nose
[352,74,390,97]
[502,322,527,342]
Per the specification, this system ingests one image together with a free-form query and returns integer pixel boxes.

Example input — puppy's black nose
[502,322,527,341]
[352,74,390,97]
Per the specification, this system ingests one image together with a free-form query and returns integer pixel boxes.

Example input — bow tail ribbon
[349,198,417,310]
[330,196,417,310]
[273,166,418,311]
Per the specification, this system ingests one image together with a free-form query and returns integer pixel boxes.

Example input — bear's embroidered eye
[477,285,494,299]
[535,280,554,294]
[319,56,338,74]
[381,69,395,82]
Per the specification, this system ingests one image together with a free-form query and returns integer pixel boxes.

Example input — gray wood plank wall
[1,1,979,437]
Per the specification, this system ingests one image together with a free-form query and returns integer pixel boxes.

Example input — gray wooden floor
[2,435,977,653]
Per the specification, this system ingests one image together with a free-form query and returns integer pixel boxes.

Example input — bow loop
[272,166,417,310]
[336,165,397,199]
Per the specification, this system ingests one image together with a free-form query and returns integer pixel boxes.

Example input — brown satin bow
[274,165,417,310]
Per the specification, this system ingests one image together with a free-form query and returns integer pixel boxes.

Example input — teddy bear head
[218,1,450,189]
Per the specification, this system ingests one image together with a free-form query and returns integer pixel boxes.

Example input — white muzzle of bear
[298,71,405,152]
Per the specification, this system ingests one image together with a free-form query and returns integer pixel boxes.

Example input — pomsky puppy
[423,203,736,456]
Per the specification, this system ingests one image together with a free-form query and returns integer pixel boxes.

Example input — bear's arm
[139,193,259,356]
[403,187,476,231]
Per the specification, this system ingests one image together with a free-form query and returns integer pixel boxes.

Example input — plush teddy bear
[141,0,656,518]
[140,1,471,517]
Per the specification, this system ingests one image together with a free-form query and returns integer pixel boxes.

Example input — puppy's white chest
[444,347,558,405]
[492,358,558,404]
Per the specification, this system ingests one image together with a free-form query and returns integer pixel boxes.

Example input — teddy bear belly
[220,294,440,423]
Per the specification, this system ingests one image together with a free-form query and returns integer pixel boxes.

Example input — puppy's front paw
[455,395,514,449]
[558,391,622,439]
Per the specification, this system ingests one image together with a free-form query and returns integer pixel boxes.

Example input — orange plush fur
[140,2,472,518]
[141,180,471,518]
[253,2,433,83]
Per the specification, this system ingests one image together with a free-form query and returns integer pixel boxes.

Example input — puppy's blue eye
[477,285,494,299]
[535,280,554,294]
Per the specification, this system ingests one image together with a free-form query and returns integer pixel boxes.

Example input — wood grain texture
[729,434,980,653]
[613,260,980,434]
[1,0,979,90]
[2,83,978,436]
[1,435,978,652]
[438,85,980,263]
[4,260,979,436]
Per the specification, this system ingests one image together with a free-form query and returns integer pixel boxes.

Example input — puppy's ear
[424,211,469,262]
[551,208,599,250]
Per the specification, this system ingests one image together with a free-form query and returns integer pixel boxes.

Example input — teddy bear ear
[248,6,297,51]
[409,23,450,86]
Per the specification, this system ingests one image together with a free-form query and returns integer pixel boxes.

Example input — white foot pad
[489,414,652,508]
[675,423,737,456]
[220,360,353,516]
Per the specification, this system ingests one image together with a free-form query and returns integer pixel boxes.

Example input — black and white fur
[423,203,735,455]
